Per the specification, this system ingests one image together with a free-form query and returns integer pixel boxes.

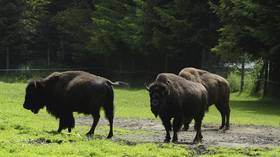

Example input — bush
[227,71,240,92]
[227,61,262,94]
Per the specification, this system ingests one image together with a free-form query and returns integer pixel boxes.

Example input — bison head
[146,82,170,117]
[23,80,45,114]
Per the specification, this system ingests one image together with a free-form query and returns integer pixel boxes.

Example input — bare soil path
[76,117,280,147]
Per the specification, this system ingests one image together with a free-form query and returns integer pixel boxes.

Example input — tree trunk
[6,47,10,70]
[254,60,265,94]
[119,55,123,80]
[240,57,245,93]
[47,42,50,68]
[59,37,65,61]
[164,53,168,72]
[263,60,269,96]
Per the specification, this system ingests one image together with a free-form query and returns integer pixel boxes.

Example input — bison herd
[23,67,230,144]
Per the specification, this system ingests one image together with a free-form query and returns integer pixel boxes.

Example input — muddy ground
[76,117,280,148]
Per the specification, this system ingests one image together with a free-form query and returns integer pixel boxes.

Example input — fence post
[6,47,10,70]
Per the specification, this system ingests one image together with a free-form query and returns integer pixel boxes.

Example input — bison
[146,73,208,143]
[23,71,127,138]
[179,67,230,130]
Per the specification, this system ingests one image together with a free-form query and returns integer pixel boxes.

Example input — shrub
[227,71,240,92]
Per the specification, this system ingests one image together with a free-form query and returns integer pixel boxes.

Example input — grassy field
[0,82,280,156]
[115,88,280,127]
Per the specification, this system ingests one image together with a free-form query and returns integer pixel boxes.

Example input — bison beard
[147,73,208,143]
[23,71,126,138]
[179,67,231,130]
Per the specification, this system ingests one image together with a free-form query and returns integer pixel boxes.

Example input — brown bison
[23,71,127,138]
[179,67,230,130]
[146,73,208,143]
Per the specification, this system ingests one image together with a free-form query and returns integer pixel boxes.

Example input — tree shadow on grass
[230,98,280,116]
[44,130,61,135]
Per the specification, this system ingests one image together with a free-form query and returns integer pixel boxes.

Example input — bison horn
[144,82,150,91]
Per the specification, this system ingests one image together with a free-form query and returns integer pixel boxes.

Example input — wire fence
[0,68,279,96]
[0,68,160,86]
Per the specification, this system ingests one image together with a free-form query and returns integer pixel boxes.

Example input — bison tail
[107,81,129,87]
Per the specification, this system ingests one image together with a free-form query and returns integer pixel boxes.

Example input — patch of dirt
[27,138,63,144]
[76,117,280,147]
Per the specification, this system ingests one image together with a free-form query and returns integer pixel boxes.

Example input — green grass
[0,82,280,156]
[200,147,280,157]
[114,88,280,127]
[0,82,189,157]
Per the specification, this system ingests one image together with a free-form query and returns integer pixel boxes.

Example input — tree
[87,0,140,72]
[143,0,219,72]
[211,0,280,96]
[0,0,25,69]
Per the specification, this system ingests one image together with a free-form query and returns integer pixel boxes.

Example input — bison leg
[57,113,75,133]
[86,113,100,137]
[57,122,63,133]
[57,119,67,133]
[162,118,172,143]
[103,88,114,139]
[224,105,230,130]
[172,117,182,143]
[215,104,226,130]
[103,102,114,139]
[193,115,203,144]
[105,114,113,139]
[67,113,75,133]
[183,116,193,131]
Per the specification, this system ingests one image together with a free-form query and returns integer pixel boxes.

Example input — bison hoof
[172,138,178,143]
[68,128,72,133]
[57,128,62,133]
[183,125,189,131]
[86,132,93,138]
[219,125,225,130]
[164,138,170,143]
[224,126,230,130]
[218,126,230,132]
[192,138,202,144]
[107,134,113,139]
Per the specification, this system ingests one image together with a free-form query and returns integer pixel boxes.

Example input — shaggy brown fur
[23,71,126,138]
[179,67,230,130]
[146,73,208,143]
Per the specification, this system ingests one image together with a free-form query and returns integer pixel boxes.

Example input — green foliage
[226,61,263,94]
[227,71,240,93]
[88,0,139,56]
[0,0,25,46]
[211,0,280,89]
[143,0,218,56]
